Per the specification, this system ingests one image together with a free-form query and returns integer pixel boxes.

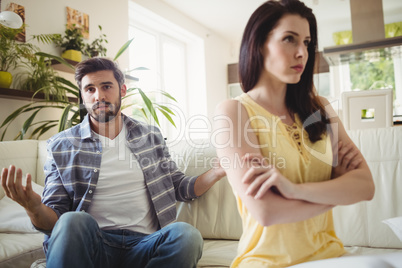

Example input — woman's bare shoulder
[215,99,246,117]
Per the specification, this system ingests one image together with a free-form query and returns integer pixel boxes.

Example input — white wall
[1,0,130,66]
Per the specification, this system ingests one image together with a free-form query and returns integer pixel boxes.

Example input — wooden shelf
[51,59,77,73]
[0,59,138,102]
[51,59,139,81]
[0,88,78,103]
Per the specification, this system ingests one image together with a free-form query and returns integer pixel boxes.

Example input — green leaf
[36,52,75,71]
[29,121,57,139]
[38,123,58,139]
[157,107,176,128]
[56,76,80,91]
[58,104,74,132]
[70,109,80,123]
[138,88,159,126]
[0,104,68,140]
[1,124,11,141]
[0,103,33,128]
[126,87,141,93]
[125,66,149,73]
[139,107,148,120]
[114,38,134,61]
[160,90,178,102]
[56,85,80,98]
[14,131,23,141]
[21,110,40,138]
[122,92,140,100]
[155,104,175,115]
[31,34,61,45]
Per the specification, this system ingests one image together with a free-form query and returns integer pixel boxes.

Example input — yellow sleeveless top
[231,94,345,268]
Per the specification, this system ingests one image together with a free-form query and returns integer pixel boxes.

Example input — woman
[214,0,375,267]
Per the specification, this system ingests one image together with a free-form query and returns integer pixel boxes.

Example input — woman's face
[261,14,310,85]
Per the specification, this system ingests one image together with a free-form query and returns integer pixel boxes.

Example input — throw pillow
[0,181,44,233]
[382,216,402,242]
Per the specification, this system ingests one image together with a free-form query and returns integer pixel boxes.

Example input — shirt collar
[80,114,93,140]
[80,113,138,140]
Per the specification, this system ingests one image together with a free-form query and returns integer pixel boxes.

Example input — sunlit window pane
[162,40,186,109]
[129,27,158,92]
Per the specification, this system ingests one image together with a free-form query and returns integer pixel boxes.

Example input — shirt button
[94,169,98,173]
[96,151,101,154]
[89,190,93,194]
[81,210,85,212]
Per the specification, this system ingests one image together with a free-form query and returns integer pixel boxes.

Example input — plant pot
[0,71,13,88]
[62,49,82,62]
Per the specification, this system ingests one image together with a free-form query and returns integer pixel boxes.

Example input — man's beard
[87,98,122,123]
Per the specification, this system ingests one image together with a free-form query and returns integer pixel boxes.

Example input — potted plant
[0,24,34,88]
[52,24,85,62]
[83,25,108,58]
[14,51,68,101]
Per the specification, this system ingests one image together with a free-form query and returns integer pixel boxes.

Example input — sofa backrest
[1,126,400,249]
[333,127,402,249]
[172,127,402,249]
[36,140,47,186]
[0,140,39,199]
[170,139,243,240]
[0,140,47,199]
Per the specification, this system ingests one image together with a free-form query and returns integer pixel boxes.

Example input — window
[322,54,402,122]
[127,26,187,139]
[128,1,207,141]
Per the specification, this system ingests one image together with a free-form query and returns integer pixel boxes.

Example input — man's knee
[168,222,203,251]
[55,211,97,232]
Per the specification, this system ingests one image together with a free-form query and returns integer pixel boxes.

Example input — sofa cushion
[383,216,402,242]
[171,139,242,240]
[198,240,238,267]
[0,182,44,233]
[0,233,45,268]
[0,140,39,199]
[288,251,402,268]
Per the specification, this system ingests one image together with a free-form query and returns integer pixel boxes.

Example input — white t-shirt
[87,124,158,234]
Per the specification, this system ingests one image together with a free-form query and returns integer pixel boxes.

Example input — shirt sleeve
[41,140,72,219]
[158,131,199,202]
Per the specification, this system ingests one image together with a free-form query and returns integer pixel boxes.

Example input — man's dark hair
[75,57,125,90]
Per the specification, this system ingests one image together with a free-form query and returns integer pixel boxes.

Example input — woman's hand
[331,141,362,179]
[242,153,297,200]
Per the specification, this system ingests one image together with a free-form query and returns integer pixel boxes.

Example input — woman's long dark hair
[239,0,329,142]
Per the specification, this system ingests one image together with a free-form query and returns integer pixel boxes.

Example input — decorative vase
[0,71,13,88]
[61,49,82,62]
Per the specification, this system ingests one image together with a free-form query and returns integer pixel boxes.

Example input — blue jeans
[44,212,203,268]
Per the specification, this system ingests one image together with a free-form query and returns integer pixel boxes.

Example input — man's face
[80,70,126,123]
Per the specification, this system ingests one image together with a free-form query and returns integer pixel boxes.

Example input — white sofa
[1,127,402,268]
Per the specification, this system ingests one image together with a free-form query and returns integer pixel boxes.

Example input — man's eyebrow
[83,83,94,89]
[101,81,114,85]
[83,81,114,89]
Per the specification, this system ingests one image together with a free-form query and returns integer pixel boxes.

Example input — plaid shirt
[41,114,198,236]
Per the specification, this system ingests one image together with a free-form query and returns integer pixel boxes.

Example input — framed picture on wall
[6,3,25,42]
[66,7,89,39]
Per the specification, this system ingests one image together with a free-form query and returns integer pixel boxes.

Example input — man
[1,57,226,268]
